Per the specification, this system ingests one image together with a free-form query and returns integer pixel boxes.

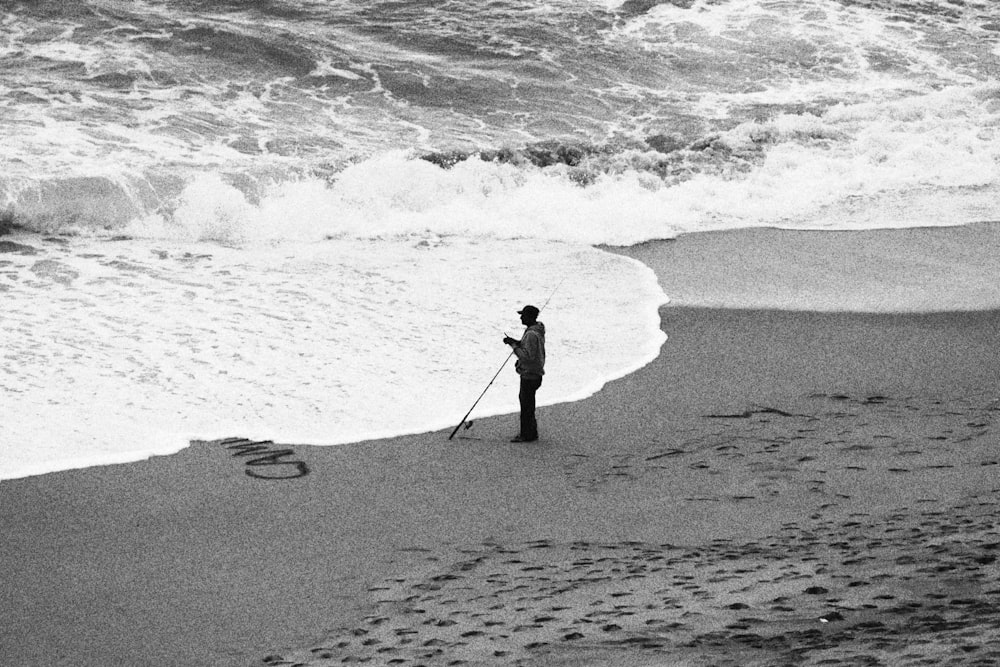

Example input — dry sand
[2,224,999,666]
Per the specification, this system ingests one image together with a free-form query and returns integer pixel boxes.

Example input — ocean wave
[7,0,990,172]
[4,82,996,245]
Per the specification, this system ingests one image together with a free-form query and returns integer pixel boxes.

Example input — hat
[517,305,540,318]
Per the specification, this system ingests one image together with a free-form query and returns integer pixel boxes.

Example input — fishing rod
[447,278,565,440]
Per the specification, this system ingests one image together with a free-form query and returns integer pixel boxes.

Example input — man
[503,305,546,443]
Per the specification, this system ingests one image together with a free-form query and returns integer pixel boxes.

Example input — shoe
[510,435,538,443]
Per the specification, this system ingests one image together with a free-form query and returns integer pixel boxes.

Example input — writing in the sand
[218,438,310,480]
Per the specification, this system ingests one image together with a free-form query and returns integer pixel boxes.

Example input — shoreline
[3,224,1000,666]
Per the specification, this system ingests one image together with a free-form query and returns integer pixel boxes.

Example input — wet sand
[2,224,999,666]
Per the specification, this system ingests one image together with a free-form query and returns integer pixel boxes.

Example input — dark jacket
[513,322,545,378]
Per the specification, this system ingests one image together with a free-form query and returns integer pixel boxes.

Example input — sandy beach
[3,224,1000,666]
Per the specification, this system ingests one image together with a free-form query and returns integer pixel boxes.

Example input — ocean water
[3,0,999,479]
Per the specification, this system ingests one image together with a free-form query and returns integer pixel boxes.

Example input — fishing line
[447,277,565,440]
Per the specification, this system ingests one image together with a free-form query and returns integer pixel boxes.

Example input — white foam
[615,0,975,90]
[310,57,364,80]
[115,84,1000,248]
[0,236,666,480]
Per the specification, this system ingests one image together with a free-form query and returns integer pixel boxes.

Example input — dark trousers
[519,375,543,439]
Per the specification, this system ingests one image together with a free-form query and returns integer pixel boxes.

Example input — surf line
[217,437,310,480]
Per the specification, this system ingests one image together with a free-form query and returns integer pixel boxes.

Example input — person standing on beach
[503,305,546,443]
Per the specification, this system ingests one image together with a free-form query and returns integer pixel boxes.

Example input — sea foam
[113,84,1000,249]
[4,80,993,248]
[0,235,666,480]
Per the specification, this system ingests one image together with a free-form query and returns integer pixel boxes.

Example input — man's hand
[503,336,517,346]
